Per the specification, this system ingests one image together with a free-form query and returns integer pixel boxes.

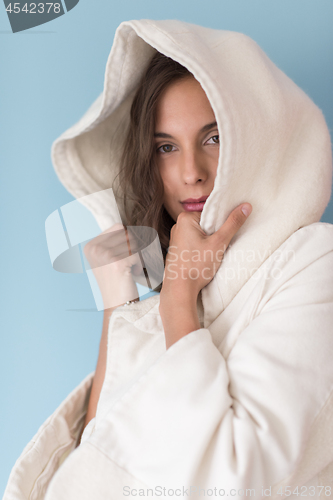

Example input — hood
[51,19,332,326]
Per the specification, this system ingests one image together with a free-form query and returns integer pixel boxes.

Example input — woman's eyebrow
[154,121,218,139]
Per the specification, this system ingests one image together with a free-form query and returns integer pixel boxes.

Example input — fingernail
[241,204,252,217]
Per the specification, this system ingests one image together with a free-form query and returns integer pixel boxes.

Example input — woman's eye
[157,144,175,154]
[206,135,219,145]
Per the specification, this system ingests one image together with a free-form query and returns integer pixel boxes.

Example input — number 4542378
[6,3,61,14]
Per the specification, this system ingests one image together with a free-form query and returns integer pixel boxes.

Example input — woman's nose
[180,150,208,184]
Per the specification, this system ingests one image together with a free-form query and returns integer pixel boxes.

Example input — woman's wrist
[160,284,200,349]
[161,276,198,302]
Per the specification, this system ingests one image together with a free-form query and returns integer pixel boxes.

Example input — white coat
[3,19,333,500]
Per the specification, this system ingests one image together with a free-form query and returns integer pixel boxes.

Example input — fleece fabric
[3,19,333,500]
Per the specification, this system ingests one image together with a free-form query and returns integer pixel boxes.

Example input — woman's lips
[182,200,207,212]
[181,196,208,212]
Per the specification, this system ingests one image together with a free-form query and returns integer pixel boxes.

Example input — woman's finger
[214,203,252,247]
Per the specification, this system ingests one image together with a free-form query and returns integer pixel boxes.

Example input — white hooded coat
[3,19,333,500]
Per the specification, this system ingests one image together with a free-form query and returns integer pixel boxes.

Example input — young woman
[80,53,253,434]
[4,19,333,500]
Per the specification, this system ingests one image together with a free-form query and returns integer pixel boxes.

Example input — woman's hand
[162,203,252,299]
[83,224,142,310]
[160,203,252,348]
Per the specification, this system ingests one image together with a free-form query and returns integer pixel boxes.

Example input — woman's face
[154,75,219,222]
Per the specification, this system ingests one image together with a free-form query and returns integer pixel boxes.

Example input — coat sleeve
[2,371,94,500]
[86,248,333,496]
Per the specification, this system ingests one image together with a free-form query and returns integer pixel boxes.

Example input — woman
[80,52,253,435]
[4,19,333,500]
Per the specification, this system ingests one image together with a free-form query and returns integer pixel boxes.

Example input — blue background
[1,0,332,494]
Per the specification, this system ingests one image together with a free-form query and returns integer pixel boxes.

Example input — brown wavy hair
[114,51,192,290]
